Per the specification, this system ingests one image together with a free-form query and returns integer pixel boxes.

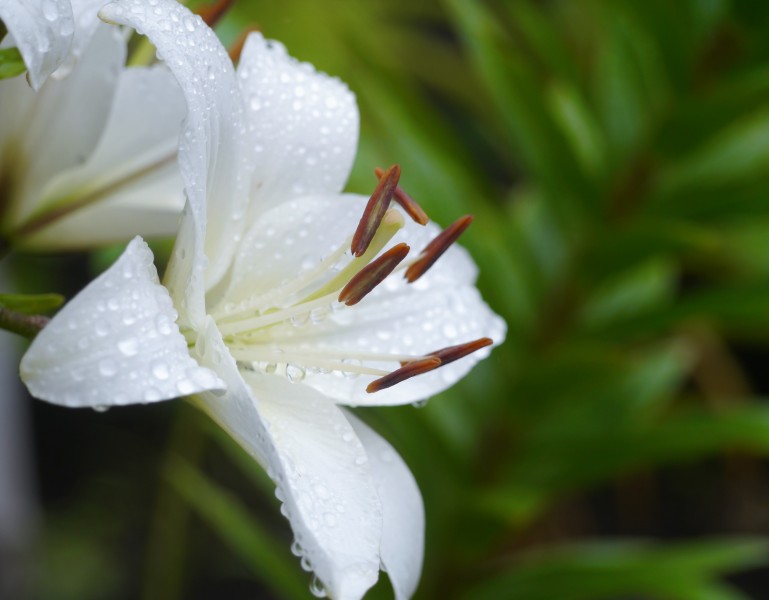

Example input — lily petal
[219,194,506,406]
[8,23,125,227]
[68,0,113,67]
[193,320,382,600]
[20,237,224,408]
[0,0,75,89]
[346,412,424,600]
[99,0,250,321]
[237,33,359,219]
[19,64,185,249]
[246,374,383,600]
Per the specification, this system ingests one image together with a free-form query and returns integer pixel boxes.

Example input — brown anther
[195,0,235,28]
[338,243,410,306]
[228,26,259,64]
[426,337,493,366]
[351,164,401,257]
[375,167,429,226]
[405,215,474,283]
[366,357,442,393]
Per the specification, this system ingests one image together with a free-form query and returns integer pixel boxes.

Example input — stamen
[352,164,401,257]
[339,243,410,306]
[366,357,442,393]
[420,337,493,367]
[306,209,404,302]
[405,215,474,283]
[375,167,429,225]
[218,292,338,337]
[196,0,235,27]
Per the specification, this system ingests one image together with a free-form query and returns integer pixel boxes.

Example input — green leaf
[165,457,308,600]
[657,107,769,195]
[463,539,767,600]
[0,293,65,315]
[0,46,25,80]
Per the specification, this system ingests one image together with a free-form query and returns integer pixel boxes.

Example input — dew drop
[309,576,327,598]
[93,404,109,413]
[99,359,117,377]
[291,312,309,327]
[152,362,170,381]
[95,321,109,337]
[42,0,58,20]
[177,379,195,395]
[286,364,306,383]
[118,337,139,357]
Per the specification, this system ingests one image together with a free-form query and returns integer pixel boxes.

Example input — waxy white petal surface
[100,0,249,320]
[0,0,74,89]
[20,237,224,407]
[20,64,185,249]
[245,374,382,600]
[237,33,359,219]
[8,24,125,226]
[347,413,424,600]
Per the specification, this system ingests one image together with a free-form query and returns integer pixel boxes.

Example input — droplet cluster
[237,33,358,207]
[20,238,223,407]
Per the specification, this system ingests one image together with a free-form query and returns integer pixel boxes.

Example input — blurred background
[8,0,769,598]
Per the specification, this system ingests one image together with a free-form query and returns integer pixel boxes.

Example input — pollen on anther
[374,167,429,226]
[366,357,442,393]
[338,243,410,306]
[351,164,401,257]
[423,337,493,366]
[405,215,474,283]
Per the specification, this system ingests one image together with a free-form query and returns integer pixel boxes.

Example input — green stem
[0,307,48,338]
[140,404,205,600]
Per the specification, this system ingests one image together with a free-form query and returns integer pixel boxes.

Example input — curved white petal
[17,64,185,248]
[66,0,112,68]
[100,0,250,321]
[193,321,382,600]
[237,33,358,219]
[8,23,125,226]
[0,0,74,89]
[18,169,182,249]
[346,413,424,600]
[217,194,505,406]
[20,237,224,408]
[245,374,382,600]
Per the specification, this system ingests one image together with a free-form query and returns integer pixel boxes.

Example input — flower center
[213,165,491,391]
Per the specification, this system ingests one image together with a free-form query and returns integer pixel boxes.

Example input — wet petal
[217,193,504,406]
[7,23,125,226]
[346,413,424,600]
[246,375,383,600]
[0,0,75,89]
[192,319,382,600]
[18,64,185,248]
[237,33,359,219]
[20,237,224,408]
[100,0,250,323]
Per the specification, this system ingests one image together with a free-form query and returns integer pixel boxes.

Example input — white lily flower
[0,0,186,251]
[20,0,506,598]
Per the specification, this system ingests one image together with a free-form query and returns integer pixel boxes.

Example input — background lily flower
[20,0,506,598]
[0,0,186,251]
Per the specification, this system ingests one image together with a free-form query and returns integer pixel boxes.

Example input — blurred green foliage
[24,0,769,598]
